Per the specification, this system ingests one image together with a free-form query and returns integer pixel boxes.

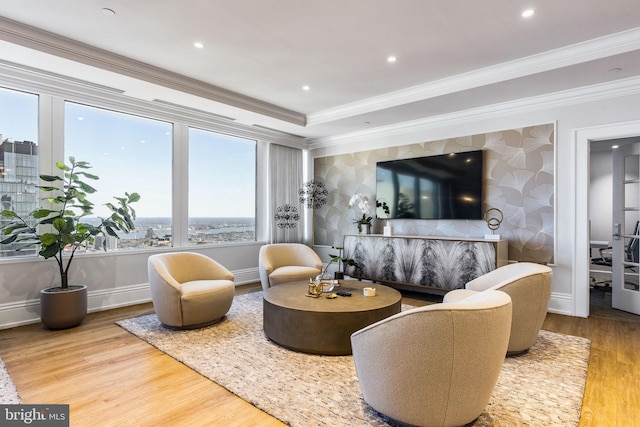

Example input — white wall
[0,65,298,329]
[311,80,640,317]
[0,243,263,329]
[2,74,640,327]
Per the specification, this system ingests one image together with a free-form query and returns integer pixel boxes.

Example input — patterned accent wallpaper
[313,123,555,264]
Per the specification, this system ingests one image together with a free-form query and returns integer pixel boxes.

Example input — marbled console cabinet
[343,234,508,292]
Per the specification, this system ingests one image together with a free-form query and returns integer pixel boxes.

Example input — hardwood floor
[1,284,638,426]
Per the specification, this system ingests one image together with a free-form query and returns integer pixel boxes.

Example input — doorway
[588,137,640,320]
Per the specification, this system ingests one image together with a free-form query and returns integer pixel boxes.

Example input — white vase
[358,223,371,234]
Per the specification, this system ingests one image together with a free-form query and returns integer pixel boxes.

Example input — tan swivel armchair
[443,262,552,354]
[351,290,512,427]
[148,252,235,329]
[258,243,323,291]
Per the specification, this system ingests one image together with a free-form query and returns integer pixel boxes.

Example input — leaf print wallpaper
[313,123,555,264]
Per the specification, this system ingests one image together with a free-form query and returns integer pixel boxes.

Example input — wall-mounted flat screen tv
[376,150,484,220]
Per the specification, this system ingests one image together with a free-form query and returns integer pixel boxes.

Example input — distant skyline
[0,88,256,219]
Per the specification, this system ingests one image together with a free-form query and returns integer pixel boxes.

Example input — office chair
[591,221,639,289]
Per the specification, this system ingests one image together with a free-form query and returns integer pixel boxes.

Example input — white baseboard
[0,272,577,330]
[548,291,575,317]
[0,268,261,330]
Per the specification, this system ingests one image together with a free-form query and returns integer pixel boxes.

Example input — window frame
[0,65,303,260]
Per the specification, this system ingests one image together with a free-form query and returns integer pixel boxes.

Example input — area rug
[117,292,590,426]
[0,356,20,404]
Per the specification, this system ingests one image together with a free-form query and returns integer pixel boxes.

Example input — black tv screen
[376,150,484,220]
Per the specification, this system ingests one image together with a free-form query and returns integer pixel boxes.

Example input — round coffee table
[263,280,401,355]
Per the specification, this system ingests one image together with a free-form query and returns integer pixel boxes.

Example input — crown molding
[308,76,640,150]
[0,59,307,148]
[307,27,640,127]
[0,16,306,127]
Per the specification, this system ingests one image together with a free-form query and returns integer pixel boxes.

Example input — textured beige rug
[117,291,590,426]
[0,356,20,404]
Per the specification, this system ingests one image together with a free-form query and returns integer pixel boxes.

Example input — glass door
[611,143,640,315]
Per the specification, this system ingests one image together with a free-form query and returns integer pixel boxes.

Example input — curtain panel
[268,143,303,243]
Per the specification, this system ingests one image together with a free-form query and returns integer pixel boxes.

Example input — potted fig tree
[0,157,140,329]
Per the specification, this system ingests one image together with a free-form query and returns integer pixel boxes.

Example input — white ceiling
[0,1,639,143]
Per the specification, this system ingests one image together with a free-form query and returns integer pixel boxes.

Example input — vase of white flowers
[349,193,372,234]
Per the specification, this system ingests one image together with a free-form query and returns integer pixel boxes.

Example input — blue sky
[1,87,256,219]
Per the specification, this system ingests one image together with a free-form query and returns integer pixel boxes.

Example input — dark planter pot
[40,285,88,330]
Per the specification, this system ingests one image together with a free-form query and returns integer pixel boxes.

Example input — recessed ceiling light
[101,8,116,16]
[302,85,310,91]
[612,145,619,149]
[387,56,397,63]
[194,42,204,49]
[521,9,535,18]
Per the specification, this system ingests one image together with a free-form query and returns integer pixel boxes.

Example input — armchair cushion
[258,243,323,290]
[148,252,235,329]
[444,261,552,354]
[351,290,512,427]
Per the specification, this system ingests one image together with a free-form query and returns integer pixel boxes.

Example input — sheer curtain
[268,143,303,243]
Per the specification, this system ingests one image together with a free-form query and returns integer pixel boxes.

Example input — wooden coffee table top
[262,280,401,313]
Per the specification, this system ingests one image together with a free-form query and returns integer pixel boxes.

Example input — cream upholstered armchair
[351,290,512,427]
[443,262,552,354]
[258,243,323,291]
[147,252,235,329]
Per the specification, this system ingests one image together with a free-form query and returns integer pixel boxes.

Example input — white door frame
[575,119,640,317]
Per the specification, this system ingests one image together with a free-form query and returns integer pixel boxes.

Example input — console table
[343,234,508,292]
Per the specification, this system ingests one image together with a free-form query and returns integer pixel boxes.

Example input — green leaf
[45,197,63,205]
[39,243,60,259]
[1,156,140,269]
[77,171,98,180]
[39,217,58,225]
[0,210,18,219]
[77,181,97,194]
[4,224,34,234]
[39,174,63,182]
[0,234,18,244]
[33,209,56,219]
[75,161,91,169]
[38,186,60,192]
[39,233,59,246]
[113,196,127,205]
[53,218,67,232]
[55,161,71,171]
[104,226,119,238]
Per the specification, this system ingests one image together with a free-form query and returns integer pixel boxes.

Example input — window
[0,86,262,259]
[0,87,39,257]
[64,102,173,250]
[188,128,256,245]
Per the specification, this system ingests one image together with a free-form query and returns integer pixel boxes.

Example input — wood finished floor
[0,284,638,427]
